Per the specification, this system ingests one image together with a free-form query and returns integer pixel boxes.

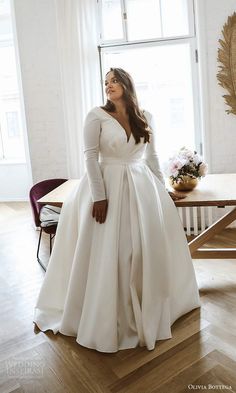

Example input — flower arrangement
[167,147,208,185]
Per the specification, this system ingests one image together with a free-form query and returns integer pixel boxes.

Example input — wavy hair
[101,68,151,144]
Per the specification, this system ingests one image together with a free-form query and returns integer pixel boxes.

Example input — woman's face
[105,71,124,103]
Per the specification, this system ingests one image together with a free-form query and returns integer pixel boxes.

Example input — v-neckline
[98,107,132,143]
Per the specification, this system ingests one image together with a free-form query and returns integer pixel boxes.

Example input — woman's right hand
[168,191,186,201]
[92,199,108,224]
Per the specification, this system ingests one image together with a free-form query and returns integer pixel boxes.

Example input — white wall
[196,0,236,173]
[13,0,68,184]
[195,0,236,226]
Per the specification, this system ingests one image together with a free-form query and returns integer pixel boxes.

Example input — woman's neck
[113,101,127,116]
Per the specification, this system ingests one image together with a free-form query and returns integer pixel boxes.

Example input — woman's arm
[83,110,108,223]
[143,111,165,186]
[143,111,186,201]
[83,110,106,201]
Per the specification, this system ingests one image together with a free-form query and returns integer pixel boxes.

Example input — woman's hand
[168,191,186,201]
[92,199,108,224]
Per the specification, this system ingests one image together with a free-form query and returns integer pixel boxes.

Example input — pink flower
[166,146,208,181]
[168,158,187,177]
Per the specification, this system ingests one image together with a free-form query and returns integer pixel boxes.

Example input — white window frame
[97,0,202,156]
[97,0,126,45]
[98,0,195,45]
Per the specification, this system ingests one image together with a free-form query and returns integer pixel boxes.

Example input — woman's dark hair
[101,68,151,144]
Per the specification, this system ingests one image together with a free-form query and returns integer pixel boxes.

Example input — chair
[29,178,67,271]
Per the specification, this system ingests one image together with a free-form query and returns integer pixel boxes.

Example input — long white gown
[34,107,200,353]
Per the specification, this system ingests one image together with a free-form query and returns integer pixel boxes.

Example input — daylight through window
[0,0,25,161]
[98,0,201,163]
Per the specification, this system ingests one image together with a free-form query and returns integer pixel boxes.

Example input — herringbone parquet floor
[0,202,236,393]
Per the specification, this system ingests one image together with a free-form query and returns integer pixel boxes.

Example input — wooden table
[38,174,236,259]
[38,179,79,207]
[174,173,236,259]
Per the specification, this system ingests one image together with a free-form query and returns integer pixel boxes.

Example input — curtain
[55,0,102,178]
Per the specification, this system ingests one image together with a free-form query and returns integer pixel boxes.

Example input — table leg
[188,207,236,259]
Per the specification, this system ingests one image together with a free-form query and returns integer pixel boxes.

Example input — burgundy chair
[29,178,67,271]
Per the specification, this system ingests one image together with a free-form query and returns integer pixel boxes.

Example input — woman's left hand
[168,191,186,201]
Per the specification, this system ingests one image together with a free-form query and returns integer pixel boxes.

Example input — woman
[34,68,200,353]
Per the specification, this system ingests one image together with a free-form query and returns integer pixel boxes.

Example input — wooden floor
[1,202,236,393]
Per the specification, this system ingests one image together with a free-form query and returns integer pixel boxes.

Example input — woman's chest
[111,115,131,140]
[99,117,146,156]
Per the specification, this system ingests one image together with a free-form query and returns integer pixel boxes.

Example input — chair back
[29,178,67,227]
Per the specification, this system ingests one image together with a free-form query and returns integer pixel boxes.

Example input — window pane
[0,0,12,40]
[126,0,161,40]
[161,0,189,37]
[0,0,10,14]
[0,128,3,159]
[102,43,195,163]
[0,17,12,38]
[0,0,26,161]
[0,100,25,159]
[101,0,124,41]
[0,46,18,96]
[6,111,20,137]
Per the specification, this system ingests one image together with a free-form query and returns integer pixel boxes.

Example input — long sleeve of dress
[143,111,165,186]
[83,110,106,202]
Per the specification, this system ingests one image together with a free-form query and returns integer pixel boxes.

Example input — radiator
[178,206,236,236]
[178,206,213,236]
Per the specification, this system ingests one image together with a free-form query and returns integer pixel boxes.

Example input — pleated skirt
[34,162,200,352]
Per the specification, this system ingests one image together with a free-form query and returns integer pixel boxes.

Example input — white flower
[179,149,193,160]
[192,154,201,165]
[166,146,208,182]
[198,162,208,177]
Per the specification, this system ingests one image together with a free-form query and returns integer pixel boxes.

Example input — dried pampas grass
[217,12,236,115]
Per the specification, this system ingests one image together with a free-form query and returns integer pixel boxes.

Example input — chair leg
[49,234,55,254]
[36,228,46,272]
[36,228,42,261]
[50,234,52,254]
[37,230,56,271]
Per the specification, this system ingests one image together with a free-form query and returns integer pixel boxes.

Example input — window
[100,0,124,42]
[99,0,193,43]
[0,0,26,161]
[6,111,20,138]
[98,0,201,162]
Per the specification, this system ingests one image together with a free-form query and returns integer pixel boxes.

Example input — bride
[34,68,200,353]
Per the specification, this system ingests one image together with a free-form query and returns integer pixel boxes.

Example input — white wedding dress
[34,107,200,353]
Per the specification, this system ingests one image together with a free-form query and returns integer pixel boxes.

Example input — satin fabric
[34,107,200,352]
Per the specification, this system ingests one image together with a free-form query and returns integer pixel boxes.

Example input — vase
[169,176,198,191]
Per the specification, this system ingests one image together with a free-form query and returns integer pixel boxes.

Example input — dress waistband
[100,157,144,165]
